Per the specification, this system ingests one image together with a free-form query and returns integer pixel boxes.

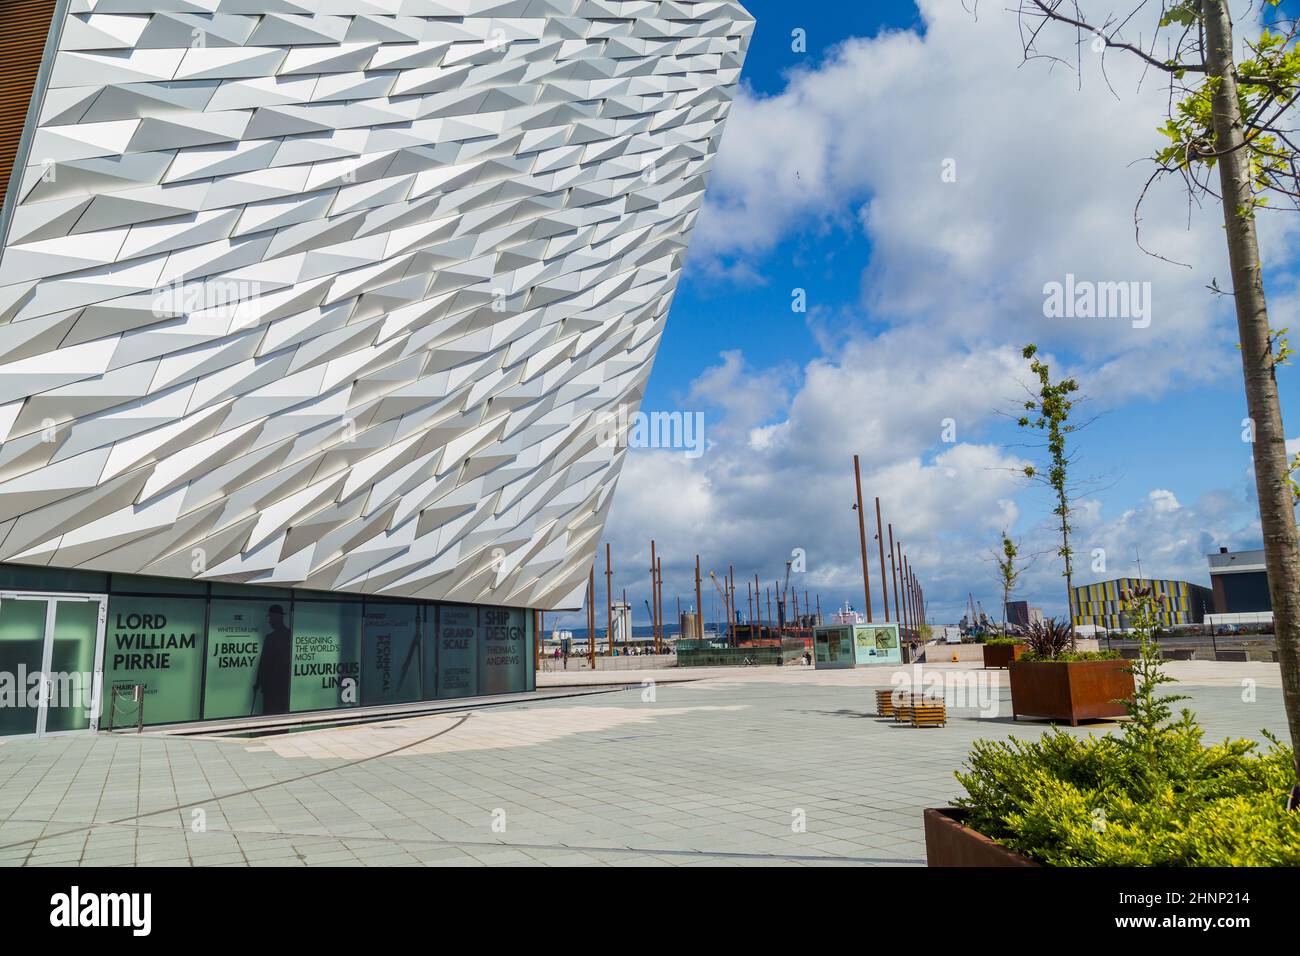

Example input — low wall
[538,654,676,672]
[677,645,804,667]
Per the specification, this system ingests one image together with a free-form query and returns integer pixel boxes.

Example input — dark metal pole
[874,497,890,621]
[853,455,874,621]
[747,581,753,637]
[918,574,925,636]
[605,542,613,656]
[694,554,703,641]
[898,552,907,640]
[888,523,901,624]
[650,539,658,653]
[912,570,920,639]
[902,553,912,640]
[728,564,735,645]
[656,556,664,653]
[587,566,596,668]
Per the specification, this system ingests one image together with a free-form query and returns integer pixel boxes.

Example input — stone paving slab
[0,666,1287,866]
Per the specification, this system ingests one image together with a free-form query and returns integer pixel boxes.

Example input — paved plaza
[0,663,1286,867]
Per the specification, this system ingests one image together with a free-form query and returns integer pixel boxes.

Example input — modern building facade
[1207,547,1272,614]
[1071,577,1213,631]
[0,0,753,736]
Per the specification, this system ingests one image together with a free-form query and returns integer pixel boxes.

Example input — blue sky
[560,0,1300,629]
[649,0,921,402]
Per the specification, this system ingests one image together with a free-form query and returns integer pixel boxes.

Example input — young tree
[994,530,1026,631]
[1017,344,1081,648]
[1017,0,1300,806]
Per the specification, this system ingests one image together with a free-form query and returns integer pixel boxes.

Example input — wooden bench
[893,693,916,723]
[875,689,896,718]
[879,690,947,726]
[910,701,947,728]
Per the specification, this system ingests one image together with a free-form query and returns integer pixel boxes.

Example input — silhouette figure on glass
[253,604,292,715]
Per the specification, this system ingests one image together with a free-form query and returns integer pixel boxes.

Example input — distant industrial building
[1004,601,1043,628]
[1206,548,1273,628]
[1208,548,1272,613]
[1071,577,1213,631]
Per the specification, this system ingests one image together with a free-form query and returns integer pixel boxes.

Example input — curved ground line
[0,712,474,855]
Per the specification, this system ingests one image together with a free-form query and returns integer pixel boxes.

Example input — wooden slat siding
[0,0,59,213]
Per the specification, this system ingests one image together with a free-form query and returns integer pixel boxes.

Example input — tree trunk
[1203,0,1300,805]
[1062,511,1077,650]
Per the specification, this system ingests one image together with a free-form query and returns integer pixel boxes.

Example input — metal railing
[106,683,145,733]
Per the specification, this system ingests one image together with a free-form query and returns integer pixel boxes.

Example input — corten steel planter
[923,808,1039,867]
[982,642,1027,669]
[1009,658,1135,726]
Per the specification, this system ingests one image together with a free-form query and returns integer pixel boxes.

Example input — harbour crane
[776,560,792,630]
[707,571,731,643]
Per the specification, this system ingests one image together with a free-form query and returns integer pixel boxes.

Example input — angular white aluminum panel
[0,0,752,608]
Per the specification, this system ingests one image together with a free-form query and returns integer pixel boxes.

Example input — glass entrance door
[0,592,107,737]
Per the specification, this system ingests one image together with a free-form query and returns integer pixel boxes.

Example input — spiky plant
[1021,617,1075,660]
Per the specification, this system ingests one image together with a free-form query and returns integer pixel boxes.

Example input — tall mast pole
[728,564,735,644]
[853,455,874,621]
[694,554,703,641]
[656,556,664,653]
[888,524,901,627]
[587,566,596,668]
[649,539,659,653]
[605,542,614,656]
[904,548,915,639]
[874,497,890,621]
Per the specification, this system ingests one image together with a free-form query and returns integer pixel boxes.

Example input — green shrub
[984,636,1022,646]
[1020,649,1120,662]
[954,586,1300,865]
[954,723,1299,865]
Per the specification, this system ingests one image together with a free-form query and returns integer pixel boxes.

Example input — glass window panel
[480,606,527,695]
[0,565,107,593]
[204,600,282,720]
[110,574,206,595]
[290,601,361,713]
[435,605,478,699]
[44,600,100,732]
[102,595,204,726]
[210,583,291,599]
[0,598,46,736]
[362,603,422,707]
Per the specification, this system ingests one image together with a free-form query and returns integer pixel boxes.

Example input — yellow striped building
[1071,577,1214,630]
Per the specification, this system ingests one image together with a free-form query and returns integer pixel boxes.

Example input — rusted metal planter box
[1008,658,1134,726]
[982,642,1027,669]
[923,808,1038,867]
